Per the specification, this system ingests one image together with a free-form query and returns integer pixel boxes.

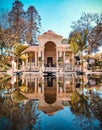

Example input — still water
[0,72,102,130]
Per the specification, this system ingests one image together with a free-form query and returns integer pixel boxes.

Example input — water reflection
[0,73,102,130]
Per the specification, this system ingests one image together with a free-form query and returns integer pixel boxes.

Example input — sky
[0,0,102,38]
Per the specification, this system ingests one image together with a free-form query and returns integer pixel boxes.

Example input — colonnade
[23,50,73,72]
[21,74,75,98]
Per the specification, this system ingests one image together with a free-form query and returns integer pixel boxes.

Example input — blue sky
[0,0,102,38]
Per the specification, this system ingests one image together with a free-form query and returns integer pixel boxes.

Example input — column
[26,53,28,70]
[42,76,44,93]
[38,51,41,67]
[63,51,66,71]
[72,54,74,71]
[26,76,28,88]
[42,83,44,94]
[35,77,37,93]
[59,51,62,69]
[42,51,44,61]
[35,51,37,66]
[42,51,44,71]
[63,82,66,93]
[64,51,65,62]
[59,51,62,57]
[56,74,59,96]
[37,52,38,66]
[56,50,58,68]
[72,74,75,91]
[38,51,41,57]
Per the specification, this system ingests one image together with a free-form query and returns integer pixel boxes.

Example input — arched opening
[44,94,56,104]
[44,76,57,104]
[44,42,56,67]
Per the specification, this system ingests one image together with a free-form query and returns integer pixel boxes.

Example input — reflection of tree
[70,90,89,116]
[90,92,102,127]
[69,90,96,129]
[0,97,40,130]
[69,83,102,130]
[0,74,11,90]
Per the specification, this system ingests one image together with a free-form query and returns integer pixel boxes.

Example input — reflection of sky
[93,88,102,98]
[37,107,82,130]
[0,0,102,37]
[36,107,100,130]
[0,117,11,130]
[0,73,102,129]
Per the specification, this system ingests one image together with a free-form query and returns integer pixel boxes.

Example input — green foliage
[69,36,79,54]
[0,0,41,48]
[88,23,102,53]
[38,57,42,62]
[0,97,39,129]
[70,91,90,116]
[26,6,41,44]
[76,29,89,52]
[61,38,68,44]
[58,56,63,62]
[69,30,89,71]
[0,55,11,71]
[0,27,6,54]
[13,43,28,56]
[0,74,11,89]
[70,12,100,32]
[12,91,27,102]
[6,43,28,69]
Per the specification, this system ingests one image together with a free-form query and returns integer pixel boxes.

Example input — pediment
[38,30,63,39]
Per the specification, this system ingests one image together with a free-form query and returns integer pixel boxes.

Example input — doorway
[47,57,53,67]
[44,42,56,67]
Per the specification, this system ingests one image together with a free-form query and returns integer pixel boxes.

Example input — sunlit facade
[8,73,76,115]
[21,30,74,72]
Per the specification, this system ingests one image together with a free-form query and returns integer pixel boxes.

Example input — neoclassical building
[21,30,73,72]
[20,73,75,115]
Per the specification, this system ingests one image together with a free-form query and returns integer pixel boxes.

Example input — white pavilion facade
[21,30,74,72]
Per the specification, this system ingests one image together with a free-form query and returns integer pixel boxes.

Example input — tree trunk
[17,56,19,71]
[73,53,75,71]
[81,51,83,71]
[88,40,92,54]
[0,48,3,54]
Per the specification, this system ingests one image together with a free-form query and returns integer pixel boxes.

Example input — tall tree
[71,12,97,32]
[69,30,88,71]
[88,23,102,53]
[70,12,102,54]
[0,9,10,29]
[69,32,79,71]
[0,0,42,47]
[8,0,26,43]
[26,6,41,44]
[76,30,89,71]
[0,27,6,54]
[88,12,102,53]
[6,43,28,69]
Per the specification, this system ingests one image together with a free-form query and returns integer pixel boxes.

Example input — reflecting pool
[0,72,102,130]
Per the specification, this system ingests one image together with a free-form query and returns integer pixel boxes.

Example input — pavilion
[21,30,74,72]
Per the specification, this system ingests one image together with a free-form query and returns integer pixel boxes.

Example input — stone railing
[44,67,57,72]
[21,65,39,72]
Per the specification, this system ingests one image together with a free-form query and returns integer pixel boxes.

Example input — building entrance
[44,42,56,67]
[47,57,53,67]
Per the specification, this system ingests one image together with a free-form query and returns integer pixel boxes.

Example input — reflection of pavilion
[20,73,75,115]
[21,30,73,72]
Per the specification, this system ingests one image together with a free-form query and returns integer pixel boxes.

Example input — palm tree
[69,31,79,71]
[70,90,90,116]
[76,30,89,71]
[0,27,6,54]
[7,43,28,70]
